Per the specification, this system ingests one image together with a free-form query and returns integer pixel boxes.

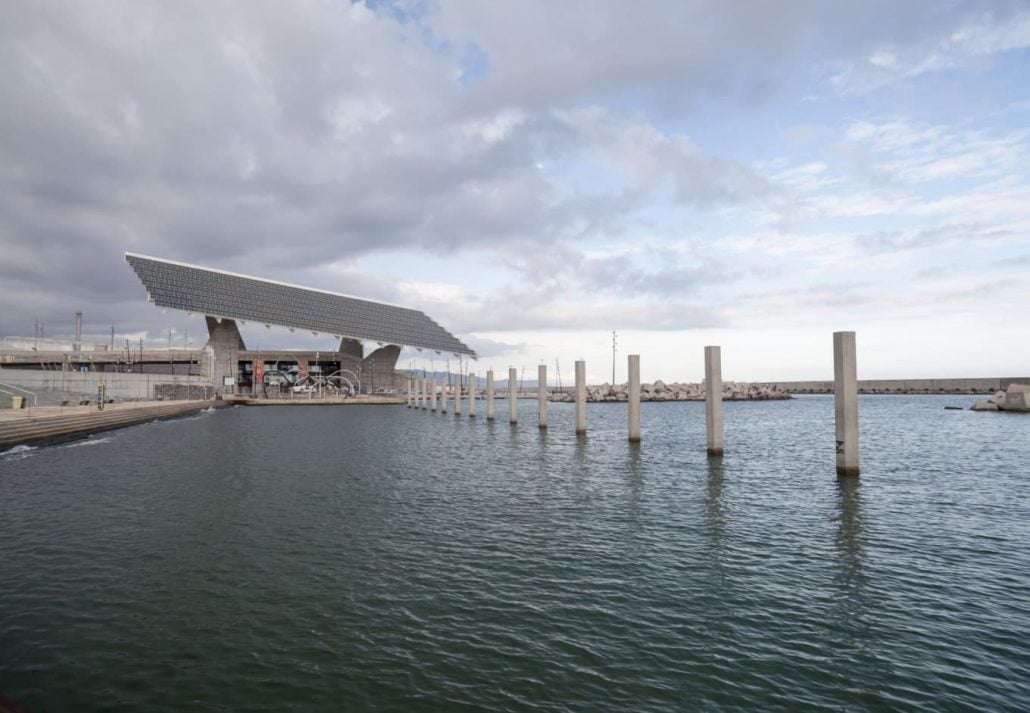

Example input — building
[0,254,474,402]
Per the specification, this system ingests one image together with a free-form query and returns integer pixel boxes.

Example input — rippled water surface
[2,396,1029,711]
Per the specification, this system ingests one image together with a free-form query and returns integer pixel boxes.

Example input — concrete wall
[0,367,210,401]
[765,377,1030,395]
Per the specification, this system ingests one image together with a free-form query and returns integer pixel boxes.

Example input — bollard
[628,354,641,442]
[431,378,438,412]
[538,364,547,429]
[509,367,518,423]
[454,375,462,416]
[486,370,495,421]
[705,346,724,457]
[575,360,586,435]
[834,331,860,476]
[468,372,476,418]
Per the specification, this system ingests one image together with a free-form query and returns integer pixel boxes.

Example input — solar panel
[125,253,475,356]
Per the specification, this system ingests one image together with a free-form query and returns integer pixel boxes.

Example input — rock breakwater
[549,380,791,403]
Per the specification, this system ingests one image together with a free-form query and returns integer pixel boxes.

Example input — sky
[1,0,1029,384]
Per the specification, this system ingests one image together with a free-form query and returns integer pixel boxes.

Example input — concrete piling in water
[416,378,423,410]
[421,378,428,410]
[431,379,438,412]
[440,376,449,414]
[455,376,462,416]
[833,331,860,476]
[628,354,641,442]
[509,367,518,424]
[486,370,495,421]
[407,377,412,407]
[468,373,476,418]
[538,364,547,429]
[705,346,724,457]
[575,360,586,435]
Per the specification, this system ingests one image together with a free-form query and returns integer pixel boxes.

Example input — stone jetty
[549,380,791,403]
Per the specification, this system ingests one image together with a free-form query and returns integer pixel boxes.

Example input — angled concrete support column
[509,367,518,424]
[454,374,462,416]
[834,331,860,476]
[363,345,401,393]
[628,354,641,442]
[468,372,476,417]
[486,370,495,421]
[705,346,724,457]
[575,360,586,435]
[431,379,438,412]
[205,316,246,394]
[339,338,364,360]
[538,364,547,429]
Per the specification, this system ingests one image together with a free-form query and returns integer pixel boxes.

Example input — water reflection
[706,458,726,545]
[835,475,864,588]
[832,475,875,662]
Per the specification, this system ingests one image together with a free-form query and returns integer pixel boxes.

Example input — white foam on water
[1,444,38,461]
[62,437,112,449]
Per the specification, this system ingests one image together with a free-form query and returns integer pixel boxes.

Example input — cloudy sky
[2,1,1028,382]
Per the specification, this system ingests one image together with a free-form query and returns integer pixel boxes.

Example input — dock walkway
[0,400,219,450]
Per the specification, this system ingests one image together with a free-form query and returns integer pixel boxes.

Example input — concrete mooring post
[509,367,518,424]
[538,364,547,429]
[454,375,462,416]
[628,354,641,442]
[468,373,476,418]
[705,346,724,457]
[431,379,438,412]
[575,360,586,435]
[486,370,495,421]
[834,331,860,476]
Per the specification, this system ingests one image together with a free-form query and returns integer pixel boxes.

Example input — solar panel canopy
[125,253,475,356]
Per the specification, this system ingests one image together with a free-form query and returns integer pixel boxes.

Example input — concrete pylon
[628,354,641,442]
[834,331,859,476]
[575,360,586,435]
[339,338,363,360]
[440,375,449,413]
[705,346,724,457]
[415,377,422,409]
[431,379,437,412]
[468,372,476,417]
[509,367,518,423]
[205,316,246,393]
[407,376,412,407]
[486,370,495,421]
[538,364,547,429]
[454,374,462,416]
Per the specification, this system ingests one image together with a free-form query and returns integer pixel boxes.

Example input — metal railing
[0,382,38,407]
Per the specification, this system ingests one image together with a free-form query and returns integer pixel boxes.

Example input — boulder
[971,401,1000,411]
[1002,384,1030,412]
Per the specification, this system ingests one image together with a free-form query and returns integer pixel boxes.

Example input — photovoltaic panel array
[125,253,475,356]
